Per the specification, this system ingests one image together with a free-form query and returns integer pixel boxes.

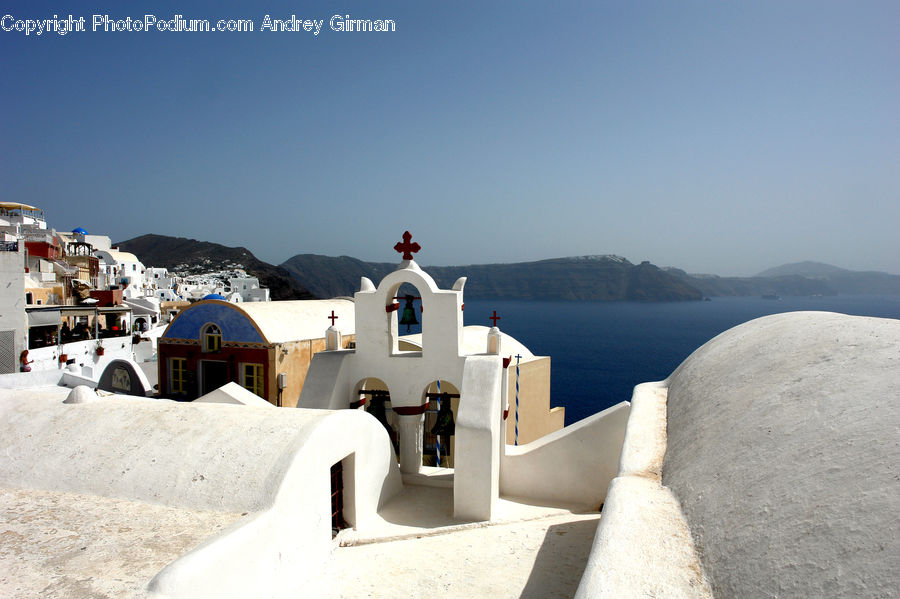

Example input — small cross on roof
[394,231,421,261]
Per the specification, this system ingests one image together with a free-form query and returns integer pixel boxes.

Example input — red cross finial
[489,310,501,327]
[328,310,338,326]
[394,231,421,261]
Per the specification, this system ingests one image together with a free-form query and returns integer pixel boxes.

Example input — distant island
[118,235,900,301]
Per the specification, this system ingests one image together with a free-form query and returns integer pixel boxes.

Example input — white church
[0,232,896,599]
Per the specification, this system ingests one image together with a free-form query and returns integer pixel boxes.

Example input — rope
[515,354,521,445]
[435,379,442,467]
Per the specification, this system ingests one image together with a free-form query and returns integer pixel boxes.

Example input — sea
[457,295,900,425]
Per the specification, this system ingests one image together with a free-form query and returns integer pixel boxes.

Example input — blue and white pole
[514,354,522,445]
[435,379,442,467]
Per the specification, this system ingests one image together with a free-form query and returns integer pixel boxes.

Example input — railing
[0,241,19,252]
[26,337,134,372]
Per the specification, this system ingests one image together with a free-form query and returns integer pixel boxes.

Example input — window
[241,363,264,398]
[202,324,221,352]
[170,358,187,394]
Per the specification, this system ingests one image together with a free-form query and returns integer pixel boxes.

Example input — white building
[0,202,47,236]
[0,235,26,373]
[95,249,146,294]
[225,274,269,302]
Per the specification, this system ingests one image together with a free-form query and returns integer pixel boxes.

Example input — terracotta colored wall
[89,289,124,306]
[24,241,60,260]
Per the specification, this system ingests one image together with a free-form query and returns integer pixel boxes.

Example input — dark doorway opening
[331,461,347,537]
[200,360,228,395]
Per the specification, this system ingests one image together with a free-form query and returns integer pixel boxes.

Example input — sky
[2,1,897,276]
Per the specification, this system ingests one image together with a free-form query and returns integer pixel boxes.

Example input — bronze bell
[368,397,394,435]
[431,393,455,436]
[399,295,419,332]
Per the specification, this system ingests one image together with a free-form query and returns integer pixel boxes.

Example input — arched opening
[355,377,399,458]
[422,380,460,468]
[387,282,425,355]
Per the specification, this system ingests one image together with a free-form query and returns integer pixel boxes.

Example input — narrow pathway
[316,512,601,599]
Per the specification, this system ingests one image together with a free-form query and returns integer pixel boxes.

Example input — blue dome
[72,227,89,235]
[202,293,226,301]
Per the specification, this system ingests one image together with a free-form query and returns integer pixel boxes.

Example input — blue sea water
[462,296,900,425]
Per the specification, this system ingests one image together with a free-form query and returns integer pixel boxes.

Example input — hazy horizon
[117,231,900,278]
[3,1,897,278]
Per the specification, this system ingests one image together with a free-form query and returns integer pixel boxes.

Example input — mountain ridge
[756,261,852,278]
[280,254,702,301]
[113,234,900,301]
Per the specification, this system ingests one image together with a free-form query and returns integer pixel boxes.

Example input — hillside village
[0,203,270,376]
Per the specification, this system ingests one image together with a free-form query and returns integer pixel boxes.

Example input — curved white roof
[96,249,141,264]
[235,299,355,344]
[663,312,900,599]
[400,325,535,359]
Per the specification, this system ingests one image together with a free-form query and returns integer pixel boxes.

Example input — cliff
[280,254,703,302]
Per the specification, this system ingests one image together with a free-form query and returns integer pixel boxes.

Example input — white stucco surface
[501,401,630,509]
[0,486,241,599]
[401,325,536,359]
[663,312,900,599]
[317,511,602,599]
[193,381,274,406]
[454,356,503,520]
[62,384,101,403]
[0,393,401,598]
[575,382,712,599]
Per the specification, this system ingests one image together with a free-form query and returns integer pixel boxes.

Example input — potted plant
[95,339,105,356]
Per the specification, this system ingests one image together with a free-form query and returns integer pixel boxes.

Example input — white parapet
[574,381,713,599]
[500,401,630,509]
[0,395,402,598]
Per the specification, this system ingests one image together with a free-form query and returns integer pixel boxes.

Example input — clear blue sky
[2,1,897,275]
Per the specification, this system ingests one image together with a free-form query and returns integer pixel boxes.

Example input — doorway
[200,360,228,395]
[331,460,347,537]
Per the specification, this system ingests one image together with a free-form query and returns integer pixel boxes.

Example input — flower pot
[96,347,105,356]
[58,354,68,363]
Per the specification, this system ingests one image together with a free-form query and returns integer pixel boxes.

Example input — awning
[98,306,132,315]
[124,301,158,316]
[52,260,79,276]
[0,202,40,211]
[27,310,61,328]
[60,307,100,317]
